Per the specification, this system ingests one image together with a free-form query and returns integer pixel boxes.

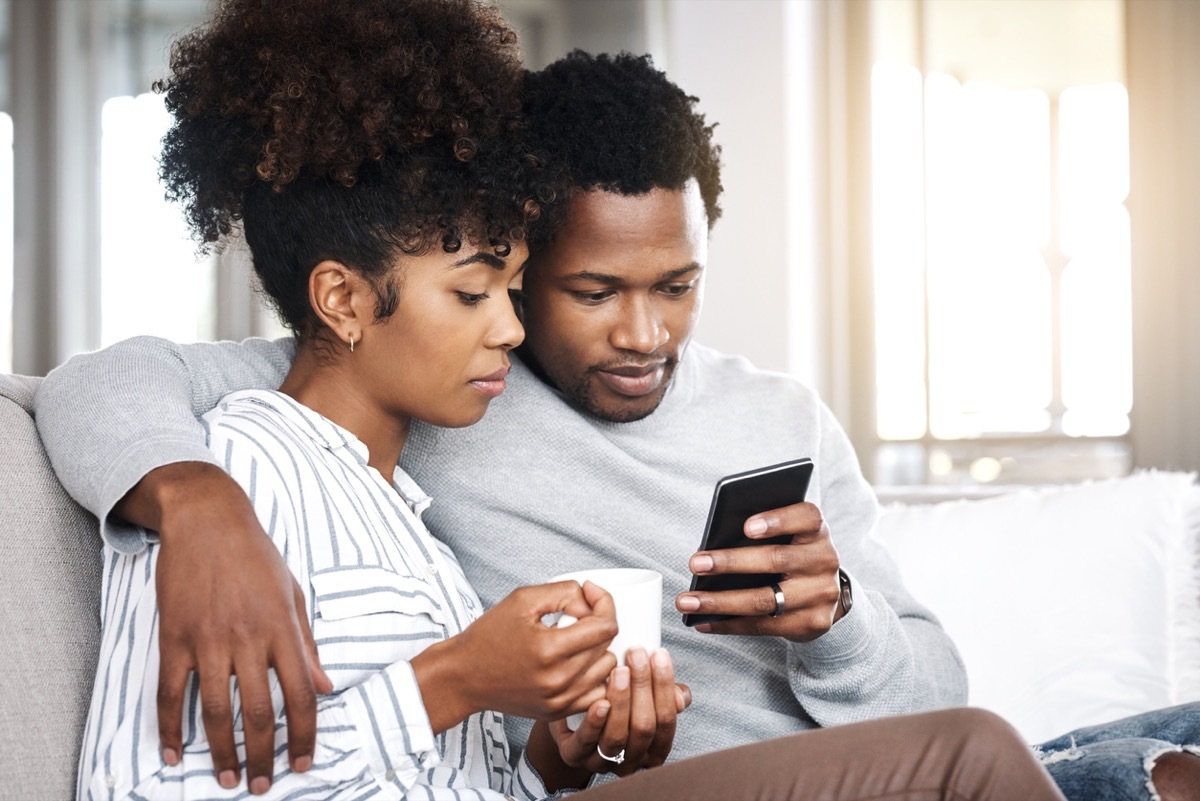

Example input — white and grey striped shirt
[78,389,558,801]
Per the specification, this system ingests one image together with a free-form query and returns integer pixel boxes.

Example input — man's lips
[469,366,510,398]
[594,362,668,398]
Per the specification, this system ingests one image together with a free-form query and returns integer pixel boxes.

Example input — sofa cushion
[876,470,1200,743]
[0,374,103,800]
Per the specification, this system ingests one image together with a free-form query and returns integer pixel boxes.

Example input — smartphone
[682,458,814,627]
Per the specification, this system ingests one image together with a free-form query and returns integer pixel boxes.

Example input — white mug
[550,567,663,729]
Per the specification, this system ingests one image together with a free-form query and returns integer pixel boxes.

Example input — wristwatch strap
[837,569,854,616]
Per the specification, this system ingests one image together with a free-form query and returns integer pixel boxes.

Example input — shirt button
[105,775,117,788]
[426,562,439,575]
[385,769,397,782]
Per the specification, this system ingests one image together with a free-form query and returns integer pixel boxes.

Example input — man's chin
[580,386,669,423]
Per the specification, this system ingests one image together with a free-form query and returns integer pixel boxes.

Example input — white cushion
[875,470,1200,743]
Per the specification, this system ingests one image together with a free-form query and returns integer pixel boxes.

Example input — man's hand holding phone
[676,501,847,642]
[676,459,852,642]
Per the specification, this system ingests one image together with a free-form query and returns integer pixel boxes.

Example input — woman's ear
[309,260,369,349]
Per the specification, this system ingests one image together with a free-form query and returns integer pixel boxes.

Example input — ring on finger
[596,744,626,765]
[769,582,785,618]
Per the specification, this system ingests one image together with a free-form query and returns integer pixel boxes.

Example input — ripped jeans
[1034,702,1200,801]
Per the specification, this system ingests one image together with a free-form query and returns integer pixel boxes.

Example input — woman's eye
[456,291,489,307]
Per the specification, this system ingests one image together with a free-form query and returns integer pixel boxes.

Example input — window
[100,92,216,346]
[867,0,1130,485]
[7,0,286,376]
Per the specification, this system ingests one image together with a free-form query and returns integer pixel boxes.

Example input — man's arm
[33,335,328,792]
[34,335,294,546]
[780,405,968,724]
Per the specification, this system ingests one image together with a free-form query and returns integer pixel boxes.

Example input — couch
[4,371,1199,799]
[1,375,104,800]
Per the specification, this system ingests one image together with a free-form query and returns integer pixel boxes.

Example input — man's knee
[1149,750,1200,801]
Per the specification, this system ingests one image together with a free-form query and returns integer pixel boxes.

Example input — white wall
[660,0,822,387]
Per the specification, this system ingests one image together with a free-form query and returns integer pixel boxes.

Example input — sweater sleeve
[785,402,968,724]
[32,335,295,551]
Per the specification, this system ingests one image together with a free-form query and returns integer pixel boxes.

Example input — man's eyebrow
[564,263,704,283]
[660,263,704,281]
[451,252,508,270]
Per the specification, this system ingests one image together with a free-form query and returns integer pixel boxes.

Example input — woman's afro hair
[156,0,556,253]
[153,0,565,335]
[522,50,722,228]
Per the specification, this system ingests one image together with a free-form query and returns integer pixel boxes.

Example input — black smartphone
[682,458,814,627]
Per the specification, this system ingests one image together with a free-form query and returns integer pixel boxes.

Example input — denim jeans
[1034,702,1200,801]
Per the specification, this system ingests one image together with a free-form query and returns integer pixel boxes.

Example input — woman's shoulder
[203,389,326,463]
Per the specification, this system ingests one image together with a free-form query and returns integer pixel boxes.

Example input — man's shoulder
[686,343,822,405]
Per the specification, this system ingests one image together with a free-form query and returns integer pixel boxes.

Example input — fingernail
[162,748,178,766]
[596,701,611,719]
[628,647,649,669]
[653,648,671,669]
[613,666,630,690]
[696,623,712,633]
[691,554,713,573]
[250,776,270,795]
[677,595,700,611]
[294,755,312,772]
[218,770,238,789]
[746,517,769,535]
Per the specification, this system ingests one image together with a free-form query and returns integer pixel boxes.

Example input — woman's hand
[412,580,619,733]
[525,647,692,791]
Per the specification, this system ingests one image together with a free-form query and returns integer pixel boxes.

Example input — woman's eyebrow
[452,252,508,270]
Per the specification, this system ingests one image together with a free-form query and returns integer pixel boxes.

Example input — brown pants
[574,708,1066,801]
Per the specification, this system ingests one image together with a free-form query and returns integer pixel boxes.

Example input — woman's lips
[595,364,666,397]
[469,367,510,398]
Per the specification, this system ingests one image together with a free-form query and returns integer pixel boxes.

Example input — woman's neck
[278,346,410,477]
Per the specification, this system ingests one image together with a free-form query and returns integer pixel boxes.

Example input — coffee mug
[549,567,663,729]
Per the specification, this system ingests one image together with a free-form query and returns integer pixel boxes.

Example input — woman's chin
[423,403,492,429]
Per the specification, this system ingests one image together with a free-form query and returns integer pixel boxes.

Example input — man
[35,52,1199,799]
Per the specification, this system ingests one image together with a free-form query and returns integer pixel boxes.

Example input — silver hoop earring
[349,335,355,353]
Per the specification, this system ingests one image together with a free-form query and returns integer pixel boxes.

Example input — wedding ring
[769,582,785,617]
[596,744,626,765]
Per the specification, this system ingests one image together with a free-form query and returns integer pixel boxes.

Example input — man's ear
[309,260,370,349]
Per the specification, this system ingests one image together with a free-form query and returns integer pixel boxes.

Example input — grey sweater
[34,336,967,760]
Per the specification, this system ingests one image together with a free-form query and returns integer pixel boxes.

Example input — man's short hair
[524,50,723,228]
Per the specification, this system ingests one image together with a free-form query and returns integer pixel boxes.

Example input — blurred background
[1,0,1197,486]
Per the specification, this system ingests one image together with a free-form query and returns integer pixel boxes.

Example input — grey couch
[1,374,102,800]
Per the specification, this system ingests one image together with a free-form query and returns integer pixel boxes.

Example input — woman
[77,0,1067,799]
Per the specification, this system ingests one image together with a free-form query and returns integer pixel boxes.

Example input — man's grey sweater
[34,336,967,760]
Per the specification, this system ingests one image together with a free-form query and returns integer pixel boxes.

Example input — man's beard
[558,357,678,423]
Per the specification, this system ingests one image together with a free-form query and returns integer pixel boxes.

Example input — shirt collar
[221,389,432,515]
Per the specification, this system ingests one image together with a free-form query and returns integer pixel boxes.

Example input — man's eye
[661,282,696,297]
[571,290,613,303]
[456,291,489,307]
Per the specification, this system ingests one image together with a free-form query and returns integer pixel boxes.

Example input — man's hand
[118,462,332,795]
[526,647,692,792]
[674,501,846,642]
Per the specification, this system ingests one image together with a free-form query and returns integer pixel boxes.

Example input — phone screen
[682,458,814,626]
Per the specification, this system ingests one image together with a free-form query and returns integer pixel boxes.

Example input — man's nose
[610,296,669,353]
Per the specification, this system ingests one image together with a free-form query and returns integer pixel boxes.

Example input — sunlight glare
[872,62,928,440]
[100,93,215,346]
